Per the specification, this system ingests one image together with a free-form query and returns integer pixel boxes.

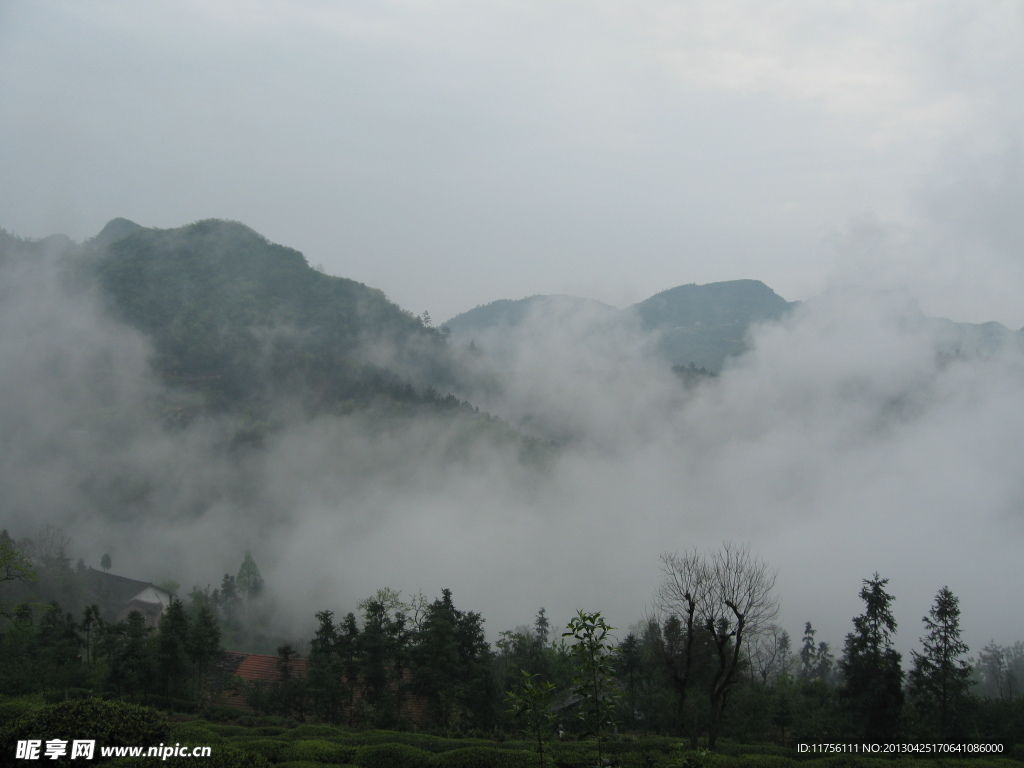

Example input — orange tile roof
[234,653,308,684]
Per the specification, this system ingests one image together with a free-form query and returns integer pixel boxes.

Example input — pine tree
[799,622,818,680]
[187,603,221,699]
[908,587,972,740]
[411,589,494,734]
[156,598,191,703]
[839,573,903,741]
[534,607,550,646]
[236,551,264,601]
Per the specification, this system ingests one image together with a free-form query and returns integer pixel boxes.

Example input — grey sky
[3,1,1023,325]
[2,1,1024,657]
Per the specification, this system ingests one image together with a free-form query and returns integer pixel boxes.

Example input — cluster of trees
[4,533,1024,747]
[0,590,222,708]
[0,528,269,708]
[298,588,494,734]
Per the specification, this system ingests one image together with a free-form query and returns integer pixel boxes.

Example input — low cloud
[2,238,1022,660]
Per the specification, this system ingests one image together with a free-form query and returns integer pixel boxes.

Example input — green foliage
[283,738,357,763]
[103,610,156,698]
[0,698,167,766]
[507,669,557,766]
[205,722,255,738]
[283,723,349,740]
[0,534,36,619]
[0,694,43,724]
[839,573,903,742]
[673,745,713,768]
[563,610,620,765]
[233,737,289,761]
[907,586,973,740]
[156,597,191,701]
[237,551,265,601]
[354,742,435,768]
[434,745,535,768]
[161,744,271,767]
[797,623,834,684]
[411,588,496,734]
[165,721,221,744]
[544,746,601,768]
[343,729,472,752]
[92,219,456,416]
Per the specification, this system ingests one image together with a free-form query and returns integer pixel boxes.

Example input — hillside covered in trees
[3,217,1024,763]
[2,527,1023,764]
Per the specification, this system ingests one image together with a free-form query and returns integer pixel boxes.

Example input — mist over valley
[1,217,1021,662]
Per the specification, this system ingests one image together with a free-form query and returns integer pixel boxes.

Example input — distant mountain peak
[91,218,144,248]
[632,279,793,327]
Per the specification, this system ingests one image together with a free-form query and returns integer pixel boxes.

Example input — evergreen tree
[359,597,409,727]
[799,622,818,680]
[411,588,494,733]
[81,604,102,666]
[35,602,84,690]
[105,610,154,699]
[236,551,264,602]
[307,609,361,724]
[839,573,903,741]
[908,587,972,740]
[156,598,191,703]
[215,573,242,641]
[535,607,550,646]
[187,602,221,699]
[0,533,35,620]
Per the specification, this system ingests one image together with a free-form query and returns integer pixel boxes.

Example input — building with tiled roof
[211,650,430,725]
[83,567,172,627]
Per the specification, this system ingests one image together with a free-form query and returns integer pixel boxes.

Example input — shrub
[284,723,348,741]
[550,747,600,768]
[237,737,291,762]
[433,745,535,768]
[716,756,798,768]
[166,721,221,745]
[0,695,42,724]
[342,729,465,752]
[105,744,271,767]
[252,725,288,737]
[283,738,357,763]
[0,698,167,766]
[354,742,435,768]
[205,723,254,738]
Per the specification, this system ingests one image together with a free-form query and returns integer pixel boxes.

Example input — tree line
[2,531,1023,748]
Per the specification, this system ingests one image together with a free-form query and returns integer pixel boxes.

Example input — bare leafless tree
[746,624,790,685]
[651,548,708,746]
[653,543,779,749]
[22,524,73,570]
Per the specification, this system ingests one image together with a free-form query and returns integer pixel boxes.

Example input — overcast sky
[2,0,1023,325]
[3,1,1024,657]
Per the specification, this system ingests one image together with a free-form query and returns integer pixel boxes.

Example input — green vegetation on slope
[90,219,456,414]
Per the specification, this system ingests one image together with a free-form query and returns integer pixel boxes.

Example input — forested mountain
[445,295,618,336]
[0,218,550,537]
[443,281,795,372]
[631,279,797,370]
[1,218,471,424]
[445,278,1024,372]
[86,218,457,415]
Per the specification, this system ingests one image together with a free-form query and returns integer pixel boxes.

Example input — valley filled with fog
[2,224,1021,662]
